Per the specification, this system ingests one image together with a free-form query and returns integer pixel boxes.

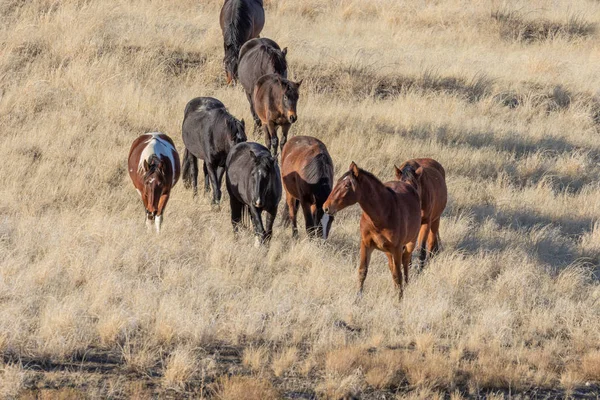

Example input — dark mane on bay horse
[281,136,334,239]
[219,0,265,84]
[323,162,421,300]
[395,158,447,269]
[238,38,288,128]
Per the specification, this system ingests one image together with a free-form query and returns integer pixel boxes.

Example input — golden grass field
[2,0,600,398]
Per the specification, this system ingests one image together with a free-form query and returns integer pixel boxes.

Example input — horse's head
[249,151,276,208]
[281,78,302,124]
[227,117,247,146]
[323,161,361,216]
[223,44,239,85]
[141,155,167,219]
[394,162,423,199]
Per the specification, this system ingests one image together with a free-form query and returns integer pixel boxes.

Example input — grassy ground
[1,0,600,398]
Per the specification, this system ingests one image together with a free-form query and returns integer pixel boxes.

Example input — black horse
[226,142,281,245]
[219,0,265,84]
[182,97,247,205]
[238,38,287,128]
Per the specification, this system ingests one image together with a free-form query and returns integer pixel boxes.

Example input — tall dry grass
[1,0,600,397]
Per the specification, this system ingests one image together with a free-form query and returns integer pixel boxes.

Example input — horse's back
[403,158,447,220]
[184,97,225,117]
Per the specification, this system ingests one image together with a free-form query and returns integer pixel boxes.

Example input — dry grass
[1,0,600,397]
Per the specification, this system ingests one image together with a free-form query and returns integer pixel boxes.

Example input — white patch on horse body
[137,132,177,186]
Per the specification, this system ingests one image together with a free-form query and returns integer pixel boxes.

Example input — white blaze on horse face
[155,215,162,234]
[137,132,177,186]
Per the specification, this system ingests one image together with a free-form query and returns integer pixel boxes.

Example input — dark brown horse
[395,158,447,268]
[253,74,302,156]
[323,162,421,299]
[128,132,180,233]
[219,0,265,84]
[281,136,334,239]
[238,38,287,128]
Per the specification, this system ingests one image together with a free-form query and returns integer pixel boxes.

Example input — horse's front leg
[264,207,277,245]
[280,123,292,153]
[249,205,266,247]
[357,240,374,299]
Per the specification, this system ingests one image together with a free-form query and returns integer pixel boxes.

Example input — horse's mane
[342,167,384,186]
[223,111,243,139]
[225,0,254,49]
[143,155,165,182]
[304,153,332,185]
[261,44,287,75]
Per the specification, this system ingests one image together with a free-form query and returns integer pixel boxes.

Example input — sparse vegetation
[1,0,600,398]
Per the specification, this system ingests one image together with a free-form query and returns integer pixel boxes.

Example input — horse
[394,158,447,268]
[253,74,302,156]
[219,0,265,84]
[226,142,282,245]
[238,38,287,128]
[281,136,334,239]
[323,162,421,299]
[181,97,247,206]
[128,132,180,233]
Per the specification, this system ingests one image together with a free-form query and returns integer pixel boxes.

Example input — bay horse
[181,97,247,205]
[253,74,302,156]
[323,162,421,299]
[128,132,180,233]
[238,38,287,128]
[281,136,334,239]
[395,158,447,268]
[226,142,281,245]
[219,0,265,84]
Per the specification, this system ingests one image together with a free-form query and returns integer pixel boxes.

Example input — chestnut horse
[238,38,287,128]
[395,158,447,268]
[323,162,421,299]
[128,133,180,233]
[253,74,302,156]
[281,136,334,239]
[219,0,265,84]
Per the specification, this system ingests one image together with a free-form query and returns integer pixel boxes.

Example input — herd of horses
[127,0,448,298]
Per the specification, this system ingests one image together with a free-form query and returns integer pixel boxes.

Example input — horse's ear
[143,159,150,171]
[240,118,246,128]
[394,165,402,180]
[282,47,287,57]
[415,166,424,180]
[350,161,359,177]
[296,79,303,87]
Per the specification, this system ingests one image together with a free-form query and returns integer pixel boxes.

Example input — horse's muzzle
[254,200,263,208]
[288,115,297,123]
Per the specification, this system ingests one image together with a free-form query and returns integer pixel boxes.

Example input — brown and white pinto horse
[395,158,447,268]
[323,162,421,299]
[128,132,180,233]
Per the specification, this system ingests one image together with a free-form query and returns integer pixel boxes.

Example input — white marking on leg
[155,215,162,234]
[254,236,261,248]
[146,217,153,230]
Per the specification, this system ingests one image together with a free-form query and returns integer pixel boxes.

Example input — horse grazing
[253,74,302,156]
[323,162,421,299]
[394,158,447,268]
[181,97,246,205]
[238,38,287,128]
[281,136,334,239]
[219,0,265,84]
[226,142,282,245]
[128,132,180,233]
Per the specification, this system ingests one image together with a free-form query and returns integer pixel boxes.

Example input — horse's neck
[357,174,394,226]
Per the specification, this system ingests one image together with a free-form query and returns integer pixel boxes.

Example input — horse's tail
[241,205,251,228]
[181,148,196,189]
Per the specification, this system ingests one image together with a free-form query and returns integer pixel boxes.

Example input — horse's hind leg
[247,92,261,129]
[286,196,300,238]
[203,162,210,194]
[300,201,315,238]
[417,223,430,269]
[427,218,441,256]
[402,241,416,288]
[389,249,403,299]
[262,124,272,154]
[215,166,226,204]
